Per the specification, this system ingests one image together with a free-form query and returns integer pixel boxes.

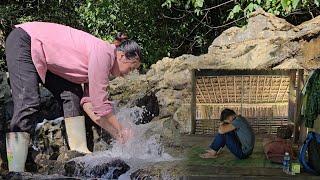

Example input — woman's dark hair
[116,39,142,61]
[220,108,236,122]
[113,32,128,46]
[113,32,142,61]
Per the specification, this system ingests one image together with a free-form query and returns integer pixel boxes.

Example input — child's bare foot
[199,152,218,159]
[205,148,223,155]
[199,150,218,159]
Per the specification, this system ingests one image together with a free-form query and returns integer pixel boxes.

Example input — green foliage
[303,70,320,128]
[160,0,319,62]
[0,0,82,71]
[75,1,119,41]
[75,0,172,67]
[228,4,243,20]
[163,0,204,9]
[228,0,320,21]
[163,0,319,22]
[0,0,172,70]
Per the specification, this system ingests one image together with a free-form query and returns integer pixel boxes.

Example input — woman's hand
[82,102,132,142]
[83,102,100,121]
[117,127,133,144]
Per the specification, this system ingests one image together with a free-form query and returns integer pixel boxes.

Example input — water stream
[69,106,179,179]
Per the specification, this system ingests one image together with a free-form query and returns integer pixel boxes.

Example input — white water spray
[71,106,176,178]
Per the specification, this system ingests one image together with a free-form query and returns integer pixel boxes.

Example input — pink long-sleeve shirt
[15,22,115,117]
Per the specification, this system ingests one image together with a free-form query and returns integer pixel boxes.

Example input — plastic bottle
[283,152,291,173]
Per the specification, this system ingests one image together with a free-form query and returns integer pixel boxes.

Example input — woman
[4,22,141,172]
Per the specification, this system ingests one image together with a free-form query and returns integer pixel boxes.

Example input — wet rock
[0,127,7,170]
[109,71,150,107]
[31,117,68,173]
[1,172,34,180]
[48,150,85,175]
[1,171,80,180]
[24,147,40,173]
[57,150,86,162]
[0,72,10,170]
[34,153,53,174]
[173,105,192,133]
[130,169,154,180]
[64,159,129,179]
[33,117,66,154]
[162,69,191,90]
[85,118,113,152]
[130,161,183,180]
[0,30,4,49]
[30,117,113,174]
[135,91,159,124]
[155,89,185,119]
[161,118,181,146]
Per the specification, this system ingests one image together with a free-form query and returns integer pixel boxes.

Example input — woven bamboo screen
[194,74,291,135]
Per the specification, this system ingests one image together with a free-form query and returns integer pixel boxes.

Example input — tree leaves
[227,0,318,20]
[192,0,204,8]
[292,0,300,9]
[281,0,289,10]
[227,4,242,20]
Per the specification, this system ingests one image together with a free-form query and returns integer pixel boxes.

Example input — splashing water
[108,106,172,161]
[71,106,177,178]
[102,166,123,179]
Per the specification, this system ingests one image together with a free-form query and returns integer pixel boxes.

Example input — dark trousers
[5,27,83,134]
[210,131,248,159]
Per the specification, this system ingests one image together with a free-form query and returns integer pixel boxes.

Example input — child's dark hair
[220,108,236,122]
[114,32,142,61]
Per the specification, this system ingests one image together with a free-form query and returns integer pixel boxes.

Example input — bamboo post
[241,76,244,115]
[288,70,297,144]
[295,70,305,143]
[191,69,197,134]
[271,106,274,134]
[288,70,297,124]
[258,107,260,133]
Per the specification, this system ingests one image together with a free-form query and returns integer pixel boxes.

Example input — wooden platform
[181,135,319,179]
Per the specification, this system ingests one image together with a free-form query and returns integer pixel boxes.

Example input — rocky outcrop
[64,158,129,179]
[205,9,320,69]
[134,91,159,125]
[0,72,10,171]
[109,9,320,135]
[0,30,4,48]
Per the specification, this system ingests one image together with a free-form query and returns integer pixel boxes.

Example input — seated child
[200,108,255,159]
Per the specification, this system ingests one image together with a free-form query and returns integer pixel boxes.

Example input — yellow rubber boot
[64,116,91,154]
[6,132,29,172]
